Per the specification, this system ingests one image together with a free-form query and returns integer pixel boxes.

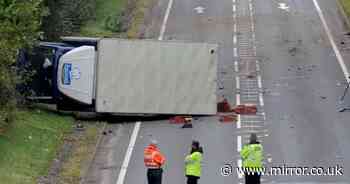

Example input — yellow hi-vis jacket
[240,143,263,169]
[185,151,202,177]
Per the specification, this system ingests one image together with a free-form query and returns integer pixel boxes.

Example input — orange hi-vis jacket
[144,144,166,169]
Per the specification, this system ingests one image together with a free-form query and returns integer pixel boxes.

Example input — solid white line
[116,0,173,182]
[237,136,242,152]
[233,35,237,45]
[312,0,350,82]
[158,0,174,40]
[116,122,141,184]
[234,47,238,57]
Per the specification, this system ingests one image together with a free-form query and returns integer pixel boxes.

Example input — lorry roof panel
[95,39,218,115]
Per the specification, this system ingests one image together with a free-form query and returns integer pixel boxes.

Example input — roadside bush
[104,13,125,32]
[0,0,46,128]
[42,0,96,40]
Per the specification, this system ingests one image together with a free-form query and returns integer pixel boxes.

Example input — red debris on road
[217,98,232,112]
[219,114,238,123]
[169,116,193,124]
[232,104,257,115]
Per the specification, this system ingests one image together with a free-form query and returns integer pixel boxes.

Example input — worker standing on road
[185,140,203,184]
[144,140,166,184]
[240,133,263,184]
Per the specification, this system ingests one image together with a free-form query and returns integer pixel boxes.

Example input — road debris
[232,104,257,115]
[217,98,232,112]
[218,114,238,123]
[169,116,193,124]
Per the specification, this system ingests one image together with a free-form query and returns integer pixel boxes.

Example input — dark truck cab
[17,38,98,111]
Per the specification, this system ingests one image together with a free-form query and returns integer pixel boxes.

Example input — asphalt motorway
[88,0,350,183]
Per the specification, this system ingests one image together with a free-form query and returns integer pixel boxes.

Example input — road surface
[84,0,350,183]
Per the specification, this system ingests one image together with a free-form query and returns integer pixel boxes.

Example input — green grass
[59,125,100,184]
[80,0,128,36]
[0,109,73,184]
[341,0,350,19]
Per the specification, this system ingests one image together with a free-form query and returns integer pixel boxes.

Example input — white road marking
[278,3,290,12]
[233,0,236,3]
[237,114,241,129]
[233,35,237,45]
[259,93,264,107]
[116,122,141,184]
[234,61,239,72]
[117,0,173,182]
[194,6,206,14]
[237,159,243,179]
[158,0,174,40]
[234,47,238,57]
[256,60,260,71]
[236,76,240,89]
[233,5,236,12]
[234,24,237,33]
[257,75,262,89]
[236,93,241,106]
[237,136,242,152]
[312,0,350,82]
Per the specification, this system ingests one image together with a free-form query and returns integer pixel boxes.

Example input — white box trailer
[57,38,218,115]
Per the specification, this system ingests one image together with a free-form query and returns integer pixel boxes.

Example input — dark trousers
[186,175,199,184]
[244,172,260,184]
[147,168,163,184]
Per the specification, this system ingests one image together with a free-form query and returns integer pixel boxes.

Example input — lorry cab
[17,38,98,111]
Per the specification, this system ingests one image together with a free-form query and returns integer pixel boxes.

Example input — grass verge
[127,0,156,38]
[80,0,128,37]
[0,109,73,184]
[340,0,350,24]
[57,122,103,184]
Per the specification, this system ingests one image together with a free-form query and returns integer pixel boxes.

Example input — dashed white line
[234,61,239,72]
[312,0,350,82]
[236,93,241,106]
[233,5,237,12]
[237,159,243,179]
[233,35,237,45]
[257,75,263,89]
[236,76,240,89]
[116,122,141,184]
[259,93,264,107]
[256,60,260,71]
[237,136,242,152]
[234,47,238,57]
[237,115,241,129]
[234,24,237,33]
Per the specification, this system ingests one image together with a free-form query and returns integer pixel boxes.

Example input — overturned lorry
[18,37,218,115]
